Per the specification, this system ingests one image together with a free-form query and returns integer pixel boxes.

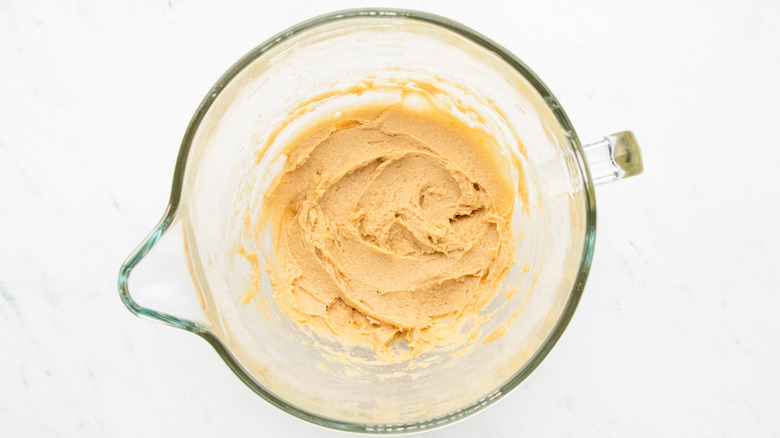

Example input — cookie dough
[261,92,517,360]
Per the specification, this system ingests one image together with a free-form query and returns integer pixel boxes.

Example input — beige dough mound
[258,92,518,361]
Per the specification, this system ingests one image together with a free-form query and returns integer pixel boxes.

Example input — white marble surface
[2,0,779,436]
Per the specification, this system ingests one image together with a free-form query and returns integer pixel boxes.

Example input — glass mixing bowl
[118,8,642,433]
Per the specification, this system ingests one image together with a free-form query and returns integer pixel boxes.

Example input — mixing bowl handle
[583,131,643,185]
[118,211,211,334]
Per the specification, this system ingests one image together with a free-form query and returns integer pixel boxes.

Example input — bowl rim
[118,7,597,434]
